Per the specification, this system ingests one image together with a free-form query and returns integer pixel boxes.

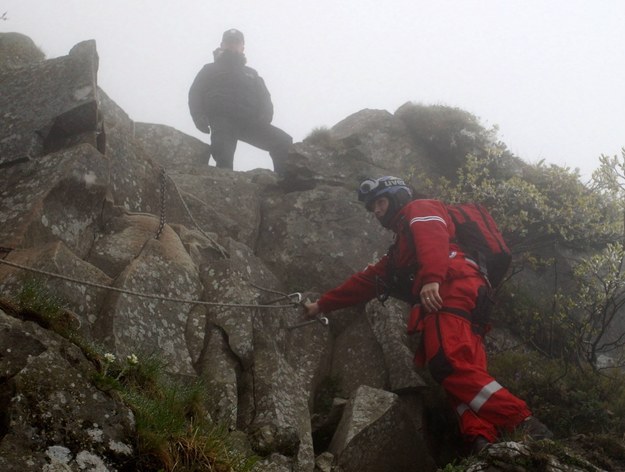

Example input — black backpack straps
[475,204,508,254]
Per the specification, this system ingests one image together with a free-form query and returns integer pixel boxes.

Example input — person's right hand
[303,301,321,318]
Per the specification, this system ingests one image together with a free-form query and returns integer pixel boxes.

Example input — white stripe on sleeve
[409,216,447,226]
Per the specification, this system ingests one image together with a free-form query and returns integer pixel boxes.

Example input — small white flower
[104,353,116,363]
[126,354,139,366]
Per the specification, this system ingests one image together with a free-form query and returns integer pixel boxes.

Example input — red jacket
[317,199,479,313]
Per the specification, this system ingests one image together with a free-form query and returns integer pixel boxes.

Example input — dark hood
[213,48,247,66]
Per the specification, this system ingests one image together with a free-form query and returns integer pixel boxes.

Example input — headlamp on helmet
[358,176,411,211]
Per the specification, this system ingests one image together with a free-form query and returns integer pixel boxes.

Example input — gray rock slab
[329,385,433,472]
[330,314,388,397]
[196,323,240,429]
[165,167,265,249]
[0,40,99,167]
[248,343,314,471]
[87,212,163,278]
[0,242,112,340]
[365,300,426,392]
[330,109,421,172]
[134,122,211,172]
[0,32,45,69]
[198,238,282,370]
[0,310,135,472]
[285,308,333,408]
[256,185,391,294]
[278,109,433,192]
[0,143,110,258]
[97,225,202,375]
[99,89,163,216]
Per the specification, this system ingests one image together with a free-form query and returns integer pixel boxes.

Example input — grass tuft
[6,281,258,471]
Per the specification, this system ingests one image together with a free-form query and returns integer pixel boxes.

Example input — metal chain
[166,172,229,258]
[155,167,167,239]
[0,258,296,310]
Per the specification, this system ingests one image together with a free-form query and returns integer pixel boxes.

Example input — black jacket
[188,49,274,131]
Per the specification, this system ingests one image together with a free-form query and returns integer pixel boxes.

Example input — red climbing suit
[317,199,531,442]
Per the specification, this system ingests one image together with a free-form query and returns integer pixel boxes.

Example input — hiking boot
[516,416,553,440]
[470,435,491,454]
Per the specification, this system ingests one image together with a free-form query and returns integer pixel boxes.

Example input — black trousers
[210,116,292,172]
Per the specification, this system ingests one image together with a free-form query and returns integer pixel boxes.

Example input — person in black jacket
[188,28,292,171]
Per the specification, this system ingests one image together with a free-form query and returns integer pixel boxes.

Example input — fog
[2,0,624,179]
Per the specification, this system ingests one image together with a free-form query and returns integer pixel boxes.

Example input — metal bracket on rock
[263,292,303,306]
[287,315,329,330]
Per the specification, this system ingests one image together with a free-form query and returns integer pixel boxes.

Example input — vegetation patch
[94,354,258,471]
[304,126,342,150]
[3,281,259,472]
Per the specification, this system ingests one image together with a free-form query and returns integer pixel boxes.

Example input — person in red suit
[304,176,552,453]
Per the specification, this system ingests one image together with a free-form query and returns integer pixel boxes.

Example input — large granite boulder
[256,184,392,293]
[330,313,388,397]
[365,299,425,393]
[0,39,101,167]
[0,143,110,258]
[134,122,211,172]
[0,242,112,340]
[162,167,270,249]
[278,109,435,192]
[99,89,163,216]
[96,224,203,375]
[0,32,45,69]
[330,109,428,174]
[0,309,135,471]
[328,385,434,472]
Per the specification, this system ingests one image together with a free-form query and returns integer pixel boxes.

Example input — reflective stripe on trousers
[456,380,503,416]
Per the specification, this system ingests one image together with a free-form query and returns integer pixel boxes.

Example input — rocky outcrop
[278,109,435,193]
[2,33,617,472]
[0,34,434,471]
[0,309,135,471]
[328,385,433,472]
[0,32,45,69]
[464,438,625,472]
[0,39,101,167]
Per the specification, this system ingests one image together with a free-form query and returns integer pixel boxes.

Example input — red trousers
[411,271,531,442]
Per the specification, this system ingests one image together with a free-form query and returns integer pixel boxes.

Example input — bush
[396,102,520,180]
[489,350,625,438]
[303,126,338,149]
[94,352,259,472]
[9,281,258,472]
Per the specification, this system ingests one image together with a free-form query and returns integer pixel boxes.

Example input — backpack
[378,201,510,334]
[446,203,511,288]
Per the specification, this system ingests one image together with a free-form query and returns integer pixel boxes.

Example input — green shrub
[95,352,259,472]
[490,350,625,438]
[17,278,67,324]
[303,126,337,149]
[8,282,258,472]
[396,102,520,181]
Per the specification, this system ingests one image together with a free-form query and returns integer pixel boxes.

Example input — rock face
[1,33,613,472]
[0,34,438,471]
[0,309,135,471]
[0,38,101,167]
[328,385,433,472]
[0,35,458,471]
[0,32,45,69]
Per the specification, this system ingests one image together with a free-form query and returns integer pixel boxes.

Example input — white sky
[2,0,624,180]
